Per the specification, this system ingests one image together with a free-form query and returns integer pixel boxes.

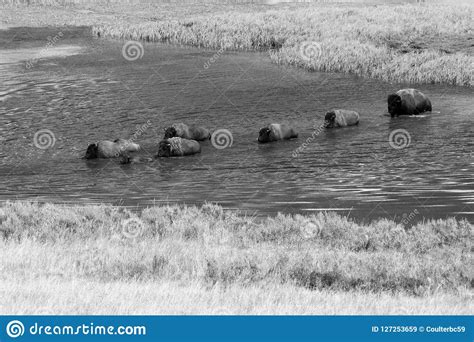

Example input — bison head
[258,127,272,143]
[164,127,178,139]
[324,111,337,128]
[387,94,402,117]
[85,143,99,159]
[157,140,172,157]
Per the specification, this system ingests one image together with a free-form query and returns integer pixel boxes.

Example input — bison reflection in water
[157,137,201,157]
[324,109,360,128]
[387,88,432,117]
[257,123,298,143]
[120,155,154,164]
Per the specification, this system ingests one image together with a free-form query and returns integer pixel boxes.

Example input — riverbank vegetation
[0,1,472,86]
[94,3,473,86]
[0,201,471,314]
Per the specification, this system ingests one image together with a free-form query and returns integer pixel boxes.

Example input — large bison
[85,139,140,159]
[258,123,298,143]
[157,137,201,157]
[324,110,360,128]
[164,123,211,141]
[387,89,432,117]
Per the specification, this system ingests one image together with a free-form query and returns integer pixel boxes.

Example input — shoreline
[0,2,472,87]
[0,201,471,314]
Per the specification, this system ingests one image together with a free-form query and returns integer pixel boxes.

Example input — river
[1,26,472,223]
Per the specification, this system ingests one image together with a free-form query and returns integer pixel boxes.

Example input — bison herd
[84,88,432,162]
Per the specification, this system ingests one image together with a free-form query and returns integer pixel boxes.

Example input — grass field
[0,0,472,86]
[0,201,472,314]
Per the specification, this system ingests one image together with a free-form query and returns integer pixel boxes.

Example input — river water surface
[1,27,473,223]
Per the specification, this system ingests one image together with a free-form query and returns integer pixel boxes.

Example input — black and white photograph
[0,0,472,319]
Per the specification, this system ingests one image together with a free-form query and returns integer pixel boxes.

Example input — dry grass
[2,279,472,315]
[0,201,472,314]
[91,3,473,86]
[0,1,472,86]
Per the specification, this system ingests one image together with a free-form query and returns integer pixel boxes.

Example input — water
[1,27,473,223]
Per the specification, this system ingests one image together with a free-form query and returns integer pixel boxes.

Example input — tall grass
[91,3,473,86]
[1,201,471,296]
[1,1,472,85]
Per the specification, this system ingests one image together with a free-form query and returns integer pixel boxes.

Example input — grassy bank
[0,201,472,314]
[94,3,473,86]
[1,1,472,86]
